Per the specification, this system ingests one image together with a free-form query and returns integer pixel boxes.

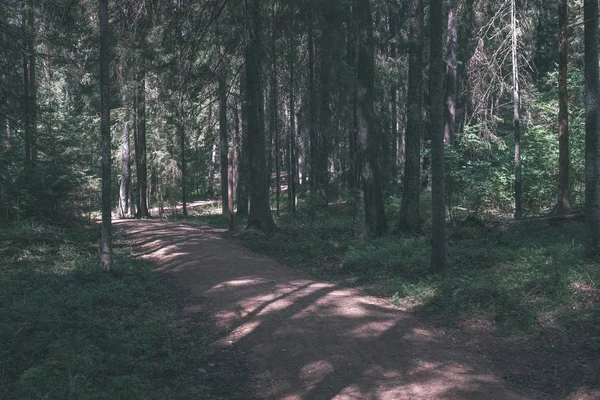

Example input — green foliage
[0,221,238,399]
[224,201,599,336]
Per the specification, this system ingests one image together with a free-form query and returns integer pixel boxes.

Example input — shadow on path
[115,220,539,400]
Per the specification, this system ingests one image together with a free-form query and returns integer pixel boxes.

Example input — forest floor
[117,219,554,399]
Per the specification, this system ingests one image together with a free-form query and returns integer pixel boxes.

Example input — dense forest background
[2,0,600,398]
[0,0,594,233]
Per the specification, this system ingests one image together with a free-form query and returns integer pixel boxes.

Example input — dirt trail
[116,220,538,400]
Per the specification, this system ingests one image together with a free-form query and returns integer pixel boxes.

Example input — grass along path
[0,220,247,399]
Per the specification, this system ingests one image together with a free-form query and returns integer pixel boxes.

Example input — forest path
[116,220,536,400]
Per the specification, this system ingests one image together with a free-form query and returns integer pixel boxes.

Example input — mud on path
[116,220,538,400]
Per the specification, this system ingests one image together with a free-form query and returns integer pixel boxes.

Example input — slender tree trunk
[228,152,234,231]
[99,0,112,268]
[219,73,229,216]
[245,0,275,231]
[356,0,387,236]
[179,121,187,216]
[317,12,332,205]
[237,72,250,216]
[557,0,571,214]
[135,70,149,218]
[268,6,279,212]
[444,0,458,145]
[512,0,522,219]
[584,0,600,257]
[389,4,398,186]
[233,101,240,201]
[23,0,37,178]
[288,34,296,213]
[430,0,446,272]
[308,20,317,192]
[347,7,359,191]
[398,0,423,234]
[118,119,131,218]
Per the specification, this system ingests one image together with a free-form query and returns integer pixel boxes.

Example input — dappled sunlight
[349,319,397,339]
[117,221,535,400]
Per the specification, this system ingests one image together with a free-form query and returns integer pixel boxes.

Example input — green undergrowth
[0,220,242,399]
[187,197,599,335]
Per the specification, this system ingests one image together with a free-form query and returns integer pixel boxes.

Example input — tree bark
[118,119,132,218]
[557,0,571,214]
[237,72,250,216]
[398,0,423,234]
[356,0,387,236]
[99,0,112,268]
[430,0,446,272]
[389,3,398,185]
[135,69,149,218]
[179,121,187,216]
[444,0,458,145]
[288,34,296,213]
[219,73,229,216]
[308,19,317,192]
[512,0,522,219]
[584,0,600,256]
[23,0,37,178]
[245,0,275,231]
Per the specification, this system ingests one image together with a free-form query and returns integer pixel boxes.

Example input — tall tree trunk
[219,73,229,216]
[268,6,279,212]
[233,100,240,202]
[179,121,187,216]
[389,3,398,186]
[118,119,131,218]
[398,0,423,234]
[430,0,446,272]
[135,70,149,218]
[356,0,387,236]
[512,0,522,219]
[23,0,37,178]
[308,20,317,192]
[444,0,458,145]
[557,0,571,214]
[317,11,332,205]
[237,72,250,216]
[584,0,600,257]
[245,0,275,231]
[288,34,297,213]
[99,0,112,268]
[346,6,359,191]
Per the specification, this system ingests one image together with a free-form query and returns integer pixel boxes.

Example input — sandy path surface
[116,220,537,400]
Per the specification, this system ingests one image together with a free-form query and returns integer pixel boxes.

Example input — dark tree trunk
[308,20,317,192]
[179,122,187,216]
[135,70,149,218]
[444,0,458,145]
[389,3,398,186]
[398,0,423,234]
[245,0,275,231]
[557,0,571,214]
[99,0,112,268]
[118,119,132,218]
[430,0,446,272]
[584,0,600,256]
[268,6,279,212]
[288,34,296,213]
[512,0,522,220]
[317,11,333,205]
[346,6,359,191]
[23,0,37,178]
[237,72,250,216]
[233,100,240,202]
[356,0,387,236]
[219,73,229,216]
